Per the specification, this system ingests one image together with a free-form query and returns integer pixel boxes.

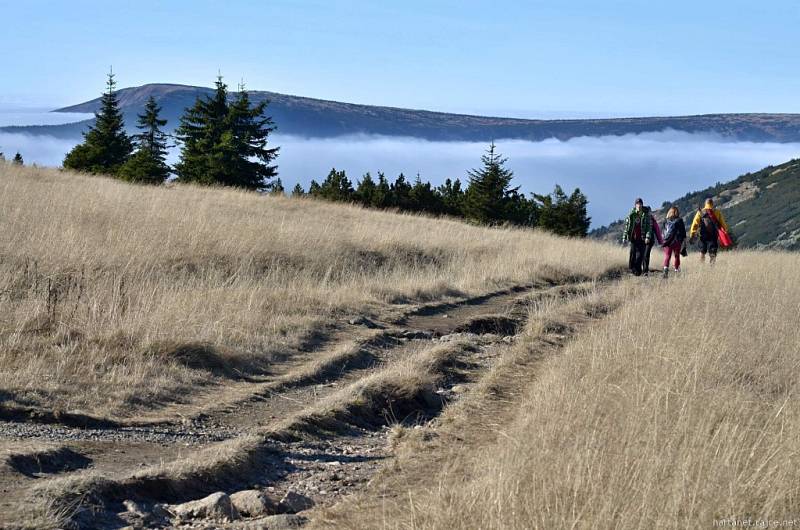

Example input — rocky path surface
[0,274,621,529]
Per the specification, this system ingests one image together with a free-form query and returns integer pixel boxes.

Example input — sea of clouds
[0,109,92,127]
[2,127,798,227]
[269,130,800,226]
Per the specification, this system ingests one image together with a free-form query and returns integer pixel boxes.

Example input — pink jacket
[650,214,663,245]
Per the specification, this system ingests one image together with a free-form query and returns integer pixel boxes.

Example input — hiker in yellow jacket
[689,198,729,264]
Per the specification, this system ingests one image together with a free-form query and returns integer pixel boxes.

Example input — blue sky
[2,0,799,116]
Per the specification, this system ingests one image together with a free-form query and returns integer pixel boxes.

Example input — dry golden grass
[0,162,621,415]
[329,252,800,529]
[29,338,477,526]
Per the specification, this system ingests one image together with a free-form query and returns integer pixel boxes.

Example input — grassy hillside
[5,83,800,141]
[592,158,800,250]
[4,162,800,529]
[0,162,619,416]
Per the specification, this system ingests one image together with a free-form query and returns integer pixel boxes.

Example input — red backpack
[702,208,733,247]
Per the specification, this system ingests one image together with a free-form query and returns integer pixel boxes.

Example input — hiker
[661,206,687,278]
[622,198,652,276]
[642,204,663,275]
[689,198,730,265]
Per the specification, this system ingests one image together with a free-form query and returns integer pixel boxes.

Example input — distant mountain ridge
[591,158,800,250]
[4,83,800,142]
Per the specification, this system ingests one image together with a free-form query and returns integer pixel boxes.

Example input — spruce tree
[437,178,465,217]
[503,188,536,226]
[225,84,279,189]
[291,183,306,197]
[269,178,285,195]
[463,142,516,224]
[118,96,171,184]
[534,185,591,237]
[409,174,442,213]
[12,152,23,165]
[174,76,230,185]
[64,71,133,175]
[355,172,377,206]
[373,172,392,208]
[566,188,591,237]
[174,77,279,190]
[391,173,412,209]
[317,168,354,202]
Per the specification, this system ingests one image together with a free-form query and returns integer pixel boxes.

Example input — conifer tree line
[59,71,589,236]
[0,149,24,165]
[63,71,279,190]
[293,143,591,237]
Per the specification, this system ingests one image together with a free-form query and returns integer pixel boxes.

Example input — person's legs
[699,240,708,263]
[643,242,653,275]
[632,241,645,275]
[662,246,672,278]
[707,239,718,265]
[638,241,647,275]
[673,243,682,270]
[663,245,672,268]
[629,242,638,274]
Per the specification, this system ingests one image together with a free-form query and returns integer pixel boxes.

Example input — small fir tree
[118,96,171,184]
[291,183,306,197]
[437,178,465,216]
[534,185,591,237]
[463,142,516,225]
[372,172,392,208]
[391,173,412,209]
[317,168,354,202]
[269,178,285,195]
[355,172,377,206]
[409,174,443,213]
[63,70,133,175]
[565,188,591,237]
[12,152,23,165]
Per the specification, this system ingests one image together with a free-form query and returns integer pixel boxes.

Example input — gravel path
[0,420,238,445]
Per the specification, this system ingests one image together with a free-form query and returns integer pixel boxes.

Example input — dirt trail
[0,273,622,529]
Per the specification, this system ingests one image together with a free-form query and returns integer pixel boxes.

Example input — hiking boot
[674,268,681,275]
[662,267,669,279]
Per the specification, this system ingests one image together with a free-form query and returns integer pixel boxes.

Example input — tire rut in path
[0,280,565,529]
[24,276,621,529]
[0,280,551,447]
[0,283,557,530]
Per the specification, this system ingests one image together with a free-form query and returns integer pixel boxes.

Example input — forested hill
[591,158,800,250]
[5,83,800,142]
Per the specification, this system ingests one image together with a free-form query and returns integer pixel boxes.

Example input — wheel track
[0,269,626,528]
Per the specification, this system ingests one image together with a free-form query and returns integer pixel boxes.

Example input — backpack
[663,219,677,245]
[700,209,718,241]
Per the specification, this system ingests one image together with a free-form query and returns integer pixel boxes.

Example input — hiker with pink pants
[661,206,687,278]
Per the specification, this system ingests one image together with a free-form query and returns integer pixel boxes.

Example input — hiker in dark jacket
[642,205,663,276]
[689,198,729,265]
[622,198,651,276]
[661,206,687,278]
